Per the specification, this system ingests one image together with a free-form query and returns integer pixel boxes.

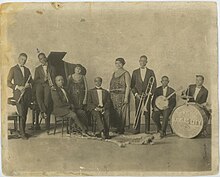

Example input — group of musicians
[7,53,208,140]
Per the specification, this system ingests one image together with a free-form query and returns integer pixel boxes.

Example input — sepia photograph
[0,2,218,176]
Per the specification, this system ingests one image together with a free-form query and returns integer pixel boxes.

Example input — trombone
[133,76,155,129]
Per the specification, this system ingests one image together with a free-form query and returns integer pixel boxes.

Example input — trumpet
[133,76,155,129]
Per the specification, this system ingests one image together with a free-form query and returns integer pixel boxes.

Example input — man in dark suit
[87,77,111,139]
[131,55,157,134]
[7,53,33,140]
[185,75,208,105]
[152,76,176,138]
[51,75,89,136]
[34,53,56,133]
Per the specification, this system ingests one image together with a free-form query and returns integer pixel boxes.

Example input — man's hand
[124,98,128,104]
[17,86,25,91]
[24,83,31,88]
[51,86,56,91]
[83,100,87,105]
[70,104,75,111]
[135,94,141,100]
[162,106,169,110]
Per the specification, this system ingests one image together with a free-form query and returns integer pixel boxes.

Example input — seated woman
[67,64,88,127]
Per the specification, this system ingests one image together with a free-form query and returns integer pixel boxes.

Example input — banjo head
[155,96,169,110]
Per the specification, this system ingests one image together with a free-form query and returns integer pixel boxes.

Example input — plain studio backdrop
[4,2,217,123]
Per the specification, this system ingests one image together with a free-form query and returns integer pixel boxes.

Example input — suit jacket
[87,88,111,112]
[7,64,32,102]
[34,64,56,86]
[51,86,73,117]
[187,84,208,104]
[131,68,157,96]
[152,86,176,110]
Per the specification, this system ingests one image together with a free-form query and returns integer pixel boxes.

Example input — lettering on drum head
[171,105,206,138]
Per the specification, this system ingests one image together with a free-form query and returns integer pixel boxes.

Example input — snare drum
[171,103,208,138]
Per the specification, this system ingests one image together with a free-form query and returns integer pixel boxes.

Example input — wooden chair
[53,116,71,136]
[7,97,19,138]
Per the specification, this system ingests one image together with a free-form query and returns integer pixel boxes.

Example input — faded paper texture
[0,2,218,176]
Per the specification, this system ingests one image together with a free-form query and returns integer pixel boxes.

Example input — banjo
[155,86,183,110]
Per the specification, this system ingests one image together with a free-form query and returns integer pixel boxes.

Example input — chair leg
[54,116,57,135]
[68,118,72,137]
[62,118,64,137]
[14,116,18,132]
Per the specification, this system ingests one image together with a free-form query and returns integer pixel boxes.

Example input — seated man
[51,75,89,136]
[183,75,208,105]
[87,77,111,139]
[152,76,176,138]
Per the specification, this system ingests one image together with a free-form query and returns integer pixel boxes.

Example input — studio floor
[4,123,211,176]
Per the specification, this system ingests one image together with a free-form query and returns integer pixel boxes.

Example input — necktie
[60,87,69,103]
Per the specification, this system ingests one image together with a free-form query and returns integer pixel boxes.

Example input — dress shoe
[133,130,140,134]
[21,135,28,140]
[159,130,165,138]
[101,132,106,139]
[145,131,150,134]
[35,125,41,130]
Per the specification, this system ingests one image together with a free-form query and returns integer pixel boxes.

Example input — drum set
[155,91,210,139]
[171,103,209,138]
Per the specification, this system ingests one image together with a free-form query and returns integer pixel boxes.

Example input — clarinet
[17,75,31,103]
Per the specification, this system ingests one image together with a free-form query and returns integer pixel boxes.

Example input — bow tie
[19,65,24,67]
[96,87,102,90]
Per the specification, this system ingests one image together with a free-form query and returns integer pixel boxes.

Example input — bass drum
[171,104,208,138]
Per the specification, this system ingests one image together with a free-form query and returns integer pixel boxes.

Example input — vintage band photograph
[0,2,218,176]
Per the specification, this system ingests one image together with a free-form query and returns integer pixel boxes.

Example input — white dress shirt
[42,65,48,76]
[140,68,147,82]
[163,86,168,96]
[19,65,25,77]
[193,87,201,101]
[96,87,103,107]
[60,87,69,103]
[15,65,25,90]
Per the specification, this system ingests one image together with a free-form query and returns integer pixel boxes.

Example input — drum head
[171,104,205,138]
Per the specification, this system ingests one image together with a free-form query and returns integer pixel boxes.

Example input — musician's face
[161,78,169,87]
[115,61,123,69]
[196,77,204,86]
[139,58,147,68]
[75,66,81,74]
[94,78,102,87]
[18,56,27,66]
[38,54,47,65]
[55,76,64,87]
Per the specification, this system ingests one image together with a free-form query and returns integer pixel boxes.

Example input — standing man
[87,77,111,139]
[34,53,56,133]
[131,55,157,134]
[7,53,33,140]
[152,76,176,138]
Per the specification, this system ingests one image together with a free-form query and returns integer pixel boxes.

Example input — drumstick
[166,86,183,100]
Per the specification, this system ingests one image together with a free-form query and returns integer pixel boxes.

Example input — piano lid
[47,51,87,77]
[47,51,67,61]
